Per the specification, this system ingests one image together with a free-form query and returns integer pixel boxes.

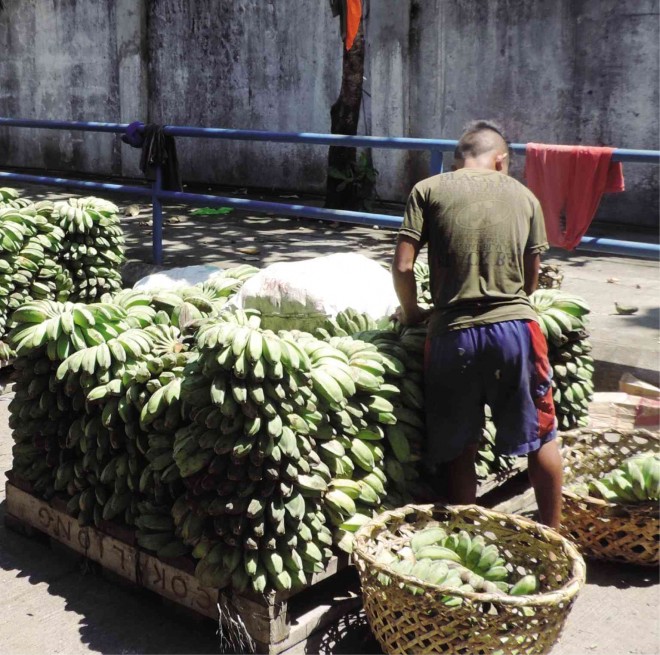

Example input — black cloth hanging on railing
[122,122,182,191]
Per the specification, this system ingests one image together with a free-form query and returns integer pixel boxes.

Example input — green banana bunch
[413,260,433,308]
[575,452,660,504]
[171,309,337,593]
[0,340,14,361]
[530,289,593,431]
[9,295,156,529]
[377,524,539,601]
[476,416,517,479]
[0,192,125,345]
[0,187,22,203]
[54,197,125,302]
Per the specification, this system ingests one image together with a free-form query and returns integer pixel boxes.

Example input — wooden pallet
[477,459,528,497]
[4,482,361,655]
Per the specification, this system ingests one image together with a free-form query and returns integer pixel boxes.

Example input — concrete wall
[0,0,657,226]
[0,0,147,177]
[147,0,341,190]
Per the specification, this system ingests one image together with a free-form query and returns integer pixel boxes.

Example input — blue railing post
[152,164,164,265]
[430,150,444,175]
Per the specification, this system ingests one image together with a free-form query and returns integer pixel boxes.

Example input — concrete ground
[0,182,658,654]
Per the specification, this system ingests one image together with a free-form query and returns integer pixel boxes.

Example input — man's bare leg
[446,444,480,505]
[527,439,563,529]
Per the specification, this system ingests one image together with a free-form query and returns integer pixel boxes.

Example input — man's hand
[395,304,432,326]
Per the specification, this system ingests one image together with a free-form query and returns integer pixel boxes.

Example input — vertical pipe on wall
[152,164,163,265]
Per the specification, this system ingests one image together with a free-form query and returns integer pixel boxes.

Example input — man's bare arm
[524,252,540,296]
[392,235,429,325]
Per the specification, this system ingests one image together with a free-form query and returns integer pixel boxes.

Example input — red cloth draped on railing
[524,143,625,250]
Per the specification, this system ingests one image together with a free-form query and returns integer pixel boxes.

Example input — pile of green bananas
[293,329,402,553]
[0,202,69,354]
[9,262,585,597]
[317,307,517,488]
[317,309,429,504]
[376,525,539,603]
[8,299,147,508]
[170,311,340,592]
[6,269,259,534]
[572,452,660,504]
[530,290,594,430]
[6,287,409,593]
[53,197,124,302]
[0,190,128,358]
[113,322,193,557]
[174,309,427,589]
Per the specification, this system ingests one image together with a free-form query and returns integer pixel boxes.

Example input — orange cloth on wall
[345,0,362,50]
[524,143,625,250]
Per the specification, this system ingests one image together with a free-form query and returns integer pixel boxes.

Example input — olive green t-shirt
[400,169,548,337]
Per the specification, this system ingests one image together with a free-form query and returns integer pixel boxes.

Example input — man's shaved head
[455,120,509,160]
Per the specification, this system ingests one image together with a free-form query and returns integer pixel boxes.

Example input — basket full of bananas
[561,428,660,566]
[353,504,585,655]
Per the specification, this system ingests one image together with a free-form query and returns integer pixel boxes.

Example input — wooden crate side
[5,470,34,494]
[137,550,219,619]
[477,460,528,497]
[5,484,219,619]
[4,482,362,654]
[6,483,138,583]
[227,593,289,645]
[263,568,362,655]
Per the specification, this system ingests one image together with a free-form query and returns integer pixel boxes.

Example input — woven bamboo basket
[560,427,660,566]
[353,504,586,655]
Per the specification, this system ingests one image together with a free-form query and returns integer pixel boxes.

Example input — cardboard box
[618,372,660,400]
[589,390,660,430]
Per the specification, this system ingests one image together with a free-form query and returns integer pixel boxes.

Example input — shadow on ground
[306,610,382,654]
[585,557,660,590]
[119,209,398,278]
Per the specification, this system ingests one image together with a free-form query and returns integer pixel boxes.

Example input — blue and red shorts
[424,319,557,465]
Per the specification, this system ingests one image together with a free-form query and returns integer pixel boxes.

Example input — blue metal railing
[0,117,658,264]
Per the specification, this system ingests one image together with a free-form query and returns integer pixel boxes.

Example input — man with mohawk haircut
[392,120,562,528]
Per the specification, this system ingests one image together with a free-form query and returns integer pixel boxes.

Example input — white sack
[231,253,397,332]
[134,265,224,291]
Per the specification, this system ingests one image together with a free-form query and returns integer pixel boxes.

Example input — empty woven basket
[561,427,659,566]
[353,504,586,655]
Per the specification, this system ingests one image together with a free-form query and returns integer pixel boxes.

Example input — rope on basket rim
[353,503,586,608]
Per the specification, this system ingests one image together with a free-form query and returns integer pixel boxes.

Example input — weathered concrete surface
[148,0,342,192]
[0,0,657,225]
[0,2,122,175]
[115,0,148,178]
